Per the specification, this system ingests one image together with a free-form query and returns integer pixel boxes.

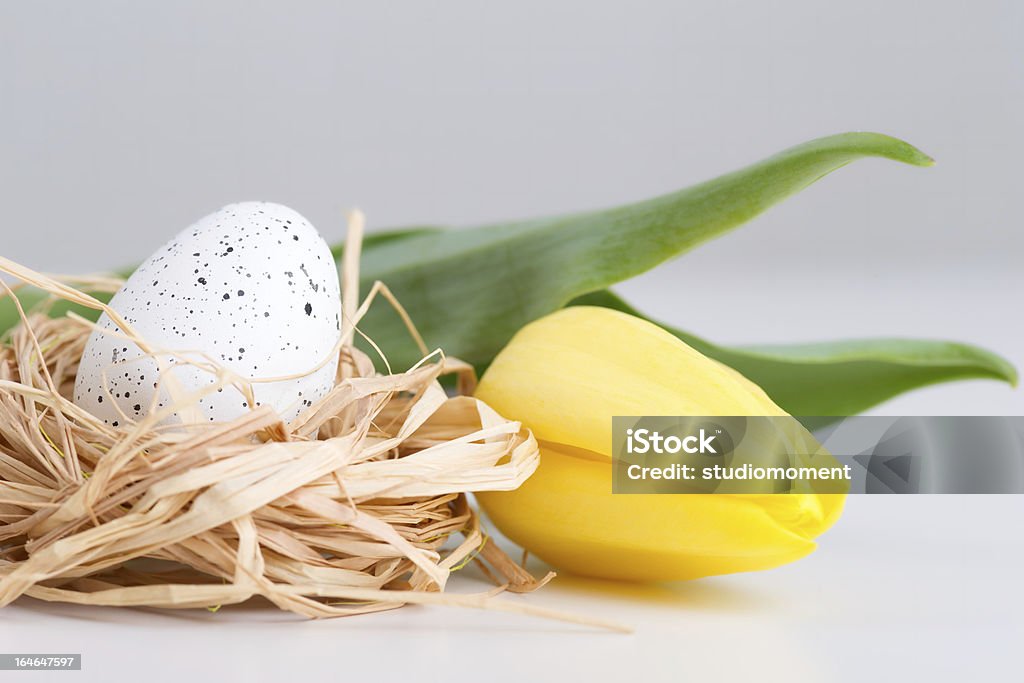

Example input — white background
[1,2,1022,681]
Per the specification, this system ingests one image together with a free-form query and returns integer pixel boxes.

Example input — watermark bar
[612,416,1024,494]
[0,654,81,670]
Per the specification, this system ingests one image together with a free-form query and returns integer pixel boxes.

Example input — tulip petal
[475,306,846,581]
[478,447,829,581]
[476,307,785,461]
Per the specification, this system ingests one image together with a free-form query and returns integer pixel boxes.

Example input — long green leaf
[572,290,1018,419]
[354,132,935,369]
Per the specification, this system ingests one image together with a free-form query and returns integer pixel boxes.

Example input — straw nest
[0,218,606,626]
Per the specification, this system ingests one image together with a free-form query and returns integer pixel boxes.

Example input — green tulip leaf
[353,132,934,369]
[571,289,1018,421]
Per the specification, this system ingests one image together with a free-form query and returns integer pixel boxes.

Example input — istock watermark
[612,416,1024,494]
[625,427,719,454]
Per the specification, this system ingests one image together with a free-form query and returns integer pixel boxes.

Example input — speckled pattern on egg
[73,202,341,426]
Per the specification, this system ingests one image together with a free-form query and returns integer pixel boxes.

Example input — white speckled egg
[74,202,341,426]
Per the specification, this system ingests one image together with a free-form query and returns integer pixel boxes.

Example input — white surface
[3,496,1023,683]
[2,2,1022,681]
[3,269,1022,683]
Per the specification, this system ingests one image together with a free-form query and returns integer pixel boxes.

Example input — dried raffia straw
[0,214,629,632]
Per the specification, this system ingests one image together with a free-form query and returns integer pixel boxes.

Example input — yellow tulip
[475,306,845,581]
